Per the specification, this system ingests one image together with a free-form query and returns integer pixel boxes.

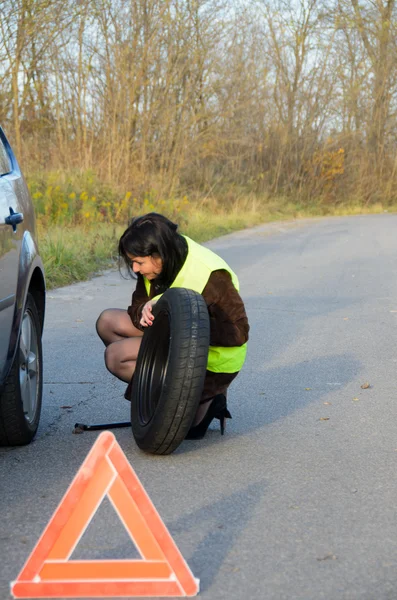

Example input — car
[0,126,45,446]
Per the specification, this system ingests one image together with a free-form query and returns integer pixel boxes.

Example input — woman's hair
[118,213,188,289]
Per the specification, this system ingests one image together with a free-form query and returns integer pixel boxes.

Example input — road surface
[1,214,397,600]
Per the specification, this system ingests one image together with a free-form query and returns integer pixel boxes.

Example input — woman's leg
[104,337,143,382]
[96,308,141,345]
[192,371,239,425]
[96,309,143,382]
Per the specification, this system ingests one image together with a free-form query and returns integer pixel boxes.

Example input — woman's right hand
[140,300,155,327]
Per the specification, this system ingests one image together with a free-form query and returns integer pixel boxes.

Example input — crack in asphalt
[44,381,97,384]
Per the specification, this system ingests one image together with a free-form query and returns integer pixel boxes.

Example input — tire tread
[131,288,209,454]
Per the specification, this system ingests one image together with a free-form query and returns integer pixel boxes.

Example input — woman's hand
[140,300,156,327]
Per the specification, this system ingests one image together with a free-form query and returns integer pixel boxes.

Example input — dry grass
[37,193,396,289]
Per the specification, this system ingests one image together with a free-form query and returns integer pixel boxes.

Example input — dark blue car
[0,127,45,445]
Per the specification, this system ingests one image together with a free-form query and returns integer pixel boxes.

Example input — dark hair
[118,213,188,290]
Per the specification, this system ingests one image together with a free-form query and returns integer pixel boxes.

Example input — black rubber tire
[0,293,43,446]
[130,287,210,454]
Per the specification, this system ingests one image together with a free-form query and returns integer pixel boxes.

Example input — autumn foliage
[1,0,397,215]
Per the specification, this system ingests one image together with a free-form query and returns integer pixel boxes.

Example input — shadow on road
[179,352,361,454]
[170,480,266,592]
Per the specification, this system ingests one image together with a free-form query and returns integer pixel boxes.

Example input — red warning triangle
[11,431,199,598]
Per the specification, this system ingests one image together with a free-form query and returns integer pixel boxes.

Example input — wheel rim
[19,309,40,424]
[138,311,170,426]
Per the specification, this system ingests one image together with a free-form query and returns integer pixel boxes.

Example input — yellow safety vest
[143,236,247,373]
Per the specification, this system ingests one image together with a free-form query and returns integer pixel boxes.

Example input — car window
[0,138,11,176]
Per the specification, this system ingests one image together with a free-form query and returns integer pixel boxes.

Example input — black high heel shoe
[185,394,232,440]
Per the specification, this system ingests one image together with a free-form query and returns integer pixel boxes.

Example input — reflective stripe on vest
[144,236,247,373]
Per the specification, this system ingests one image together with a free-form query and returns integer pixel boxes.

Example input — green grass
[38,224,123,289]
[38,197,397,289]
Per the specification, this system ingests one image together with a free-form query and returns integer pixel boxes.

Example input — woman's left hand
[140,300,156,327]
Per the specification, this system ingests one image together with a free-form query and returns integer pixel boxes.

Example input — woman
[96,213,249,439]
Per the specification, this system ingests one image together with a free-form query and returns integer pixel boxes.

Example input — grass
[38,224,122,289]
[37,195,397,290]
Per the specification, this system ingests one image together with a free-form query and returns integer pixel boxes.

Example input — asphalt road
[1,214,397,600]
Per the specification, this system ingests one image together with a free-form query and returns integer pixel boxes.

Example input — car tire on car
[130,287,210,455]
[0,293,43,446]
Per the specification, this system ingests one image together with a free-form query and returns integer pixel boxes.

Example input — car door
[0,132,23,376]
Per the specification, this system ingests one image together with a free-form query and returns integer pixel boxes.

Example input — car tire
[0,293,43,446]
[130,287,210,455]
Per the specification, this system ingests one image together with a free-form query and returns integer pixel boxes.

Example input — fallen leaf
[360,382,371,389]
[343,317,349,321]
[317,554,337,561]
[319,417,330,421]
[352,397,359,402]
[305,387,312,391]
[323,402,332,405]
[75,319,84,322]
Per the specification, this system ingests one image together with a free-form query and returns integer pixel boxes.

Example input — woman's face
[126,253,163,280]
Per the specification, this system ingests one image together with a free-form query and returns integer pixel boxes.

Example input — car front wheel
[0,292,43,446]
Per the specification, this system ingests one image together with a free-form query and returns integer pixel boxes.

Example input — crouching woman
[96,212,249,439]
